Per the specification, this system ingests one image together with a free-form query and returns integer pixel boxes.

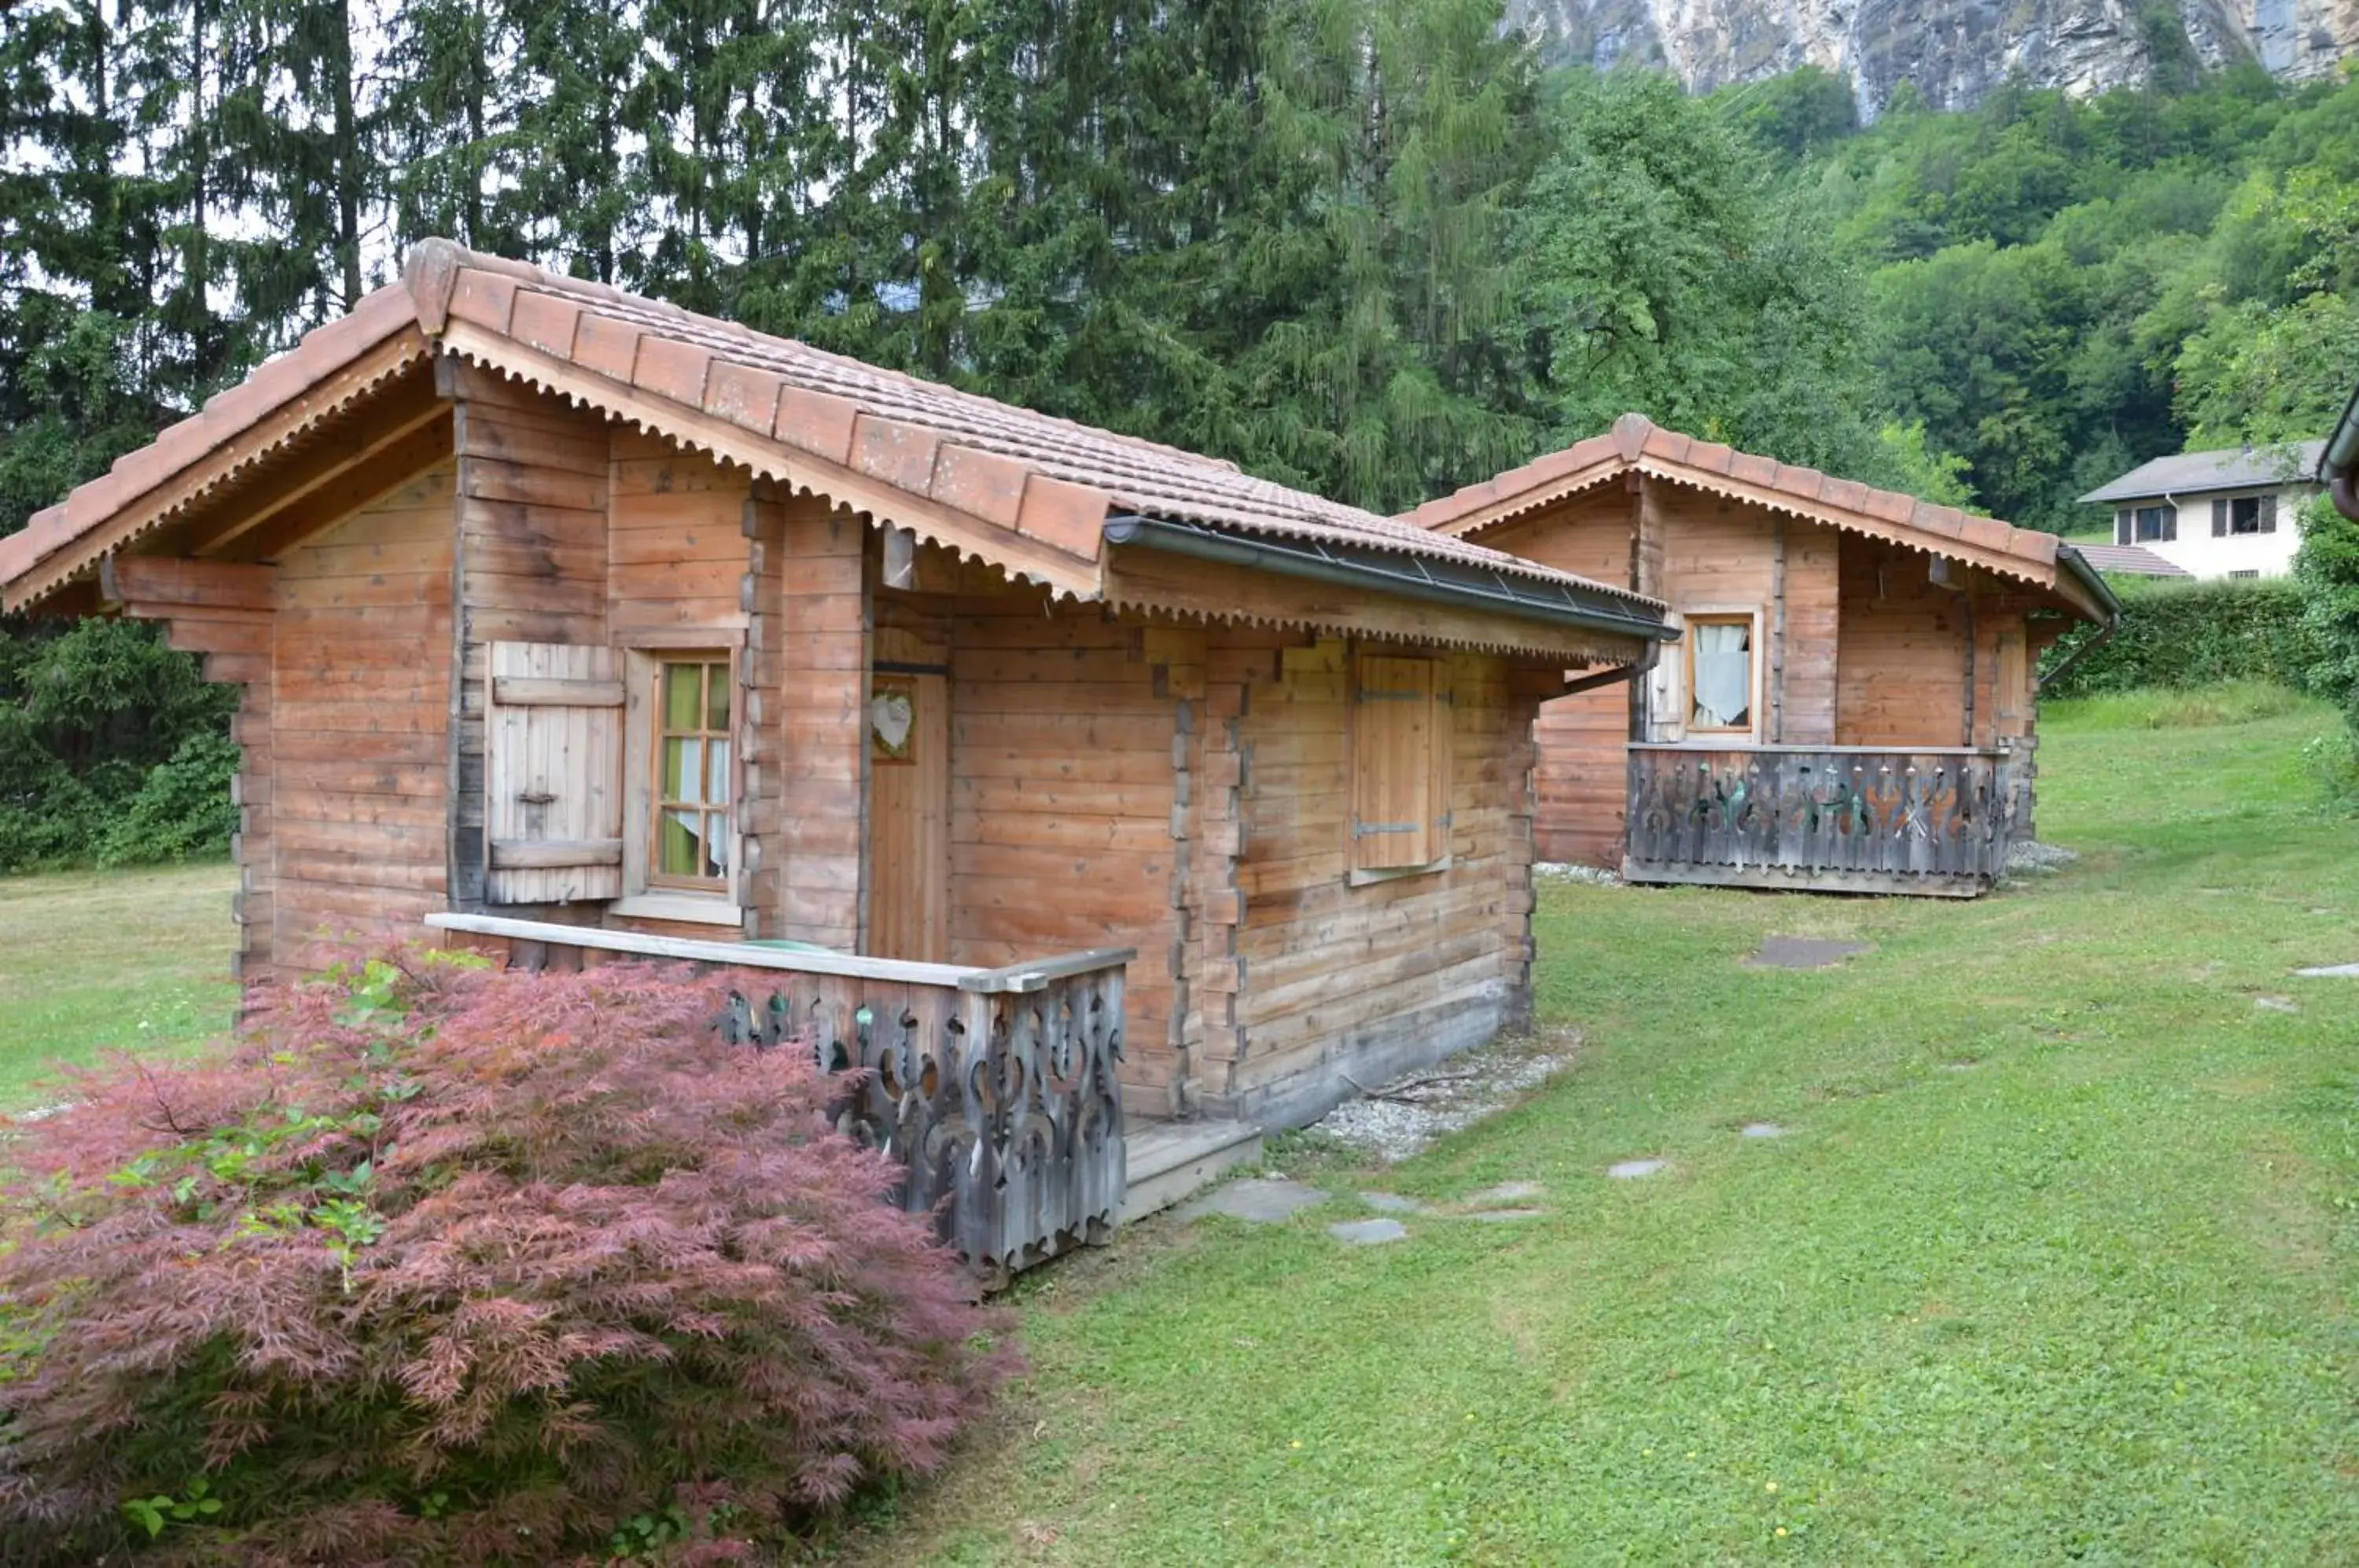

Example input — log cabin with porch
[0,241,1672,1276]
[1405,415,2119,896]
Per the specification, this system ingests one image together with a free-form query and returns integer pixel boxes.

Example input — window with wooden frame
[1686,613,1756,734]
[1349,652,1450,881]
[646,653,736,890]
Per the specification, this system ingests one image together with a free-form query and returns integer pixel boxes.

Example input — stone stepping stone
[1607,1158,1667,1180]
[1739,1121,1787,1139]
[1746,937,1870,970]
[1469,1180,1545,1205]
[1360,1192,1422,1214]
[2295,963,2359,978]
[1468,1207,1546,1223]
[1330,1217,1408,1246]
[1180,1178,1328,1224]
[2255,996,2300,1014]
[1935,1059,1980,1072]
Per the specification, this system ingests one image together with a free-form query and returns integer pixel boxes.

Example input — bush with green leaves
[2039,575,2325,698]
[0,617,236,873]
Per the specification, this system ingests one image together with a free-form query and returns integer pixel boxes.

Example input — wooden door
[867,661,950,960]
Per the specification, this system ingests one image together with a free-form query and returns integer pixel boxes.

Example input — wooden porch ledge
[1628,742,2012,757]
[422,911,1132,996]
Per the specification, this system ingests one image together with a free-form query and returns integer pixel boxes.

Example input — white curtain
[1691,622,1752,730]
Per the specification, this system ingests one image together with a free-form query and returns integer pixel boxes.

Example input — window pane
[663,737,704,804]
[705,662,731,730]
[663,663,702,730]
[704,812,730,878]
[1691,622,1752,729]
[708,738,731,805]
[660,810,704,877]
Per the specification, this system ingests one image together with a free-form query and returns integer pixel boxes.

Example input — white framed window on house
[1687,613,1757,734]
[2213,495,2276,536]
[2117,503,2177,543]
[1349,651,1451,884]
[621,650,740,916]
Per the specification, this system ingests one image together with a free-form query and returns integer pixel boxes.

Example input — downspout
[2327,377,2359,522]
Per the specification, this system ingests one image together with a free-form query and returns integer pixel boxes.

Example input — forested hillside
[2,0,2357,865]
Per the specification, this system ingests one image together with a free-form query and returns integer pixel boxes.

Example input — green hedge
[2040,576,2326,699]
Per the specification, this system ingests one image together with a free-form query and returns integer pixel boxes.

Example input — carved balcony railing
[422,913,1128,1283]
[1624,744,2018,896]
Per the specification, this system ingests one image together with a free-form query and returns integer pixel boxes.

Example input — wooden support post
[775,495,870,951]
[1768,517,1787,745]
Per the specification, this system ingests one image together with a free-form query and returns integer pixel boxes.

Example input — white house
[2077,440,2324,580]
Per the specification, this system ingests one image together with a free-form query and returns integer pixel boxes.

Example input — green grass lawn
[832,692,2359,1566]
[0,861,237,1109]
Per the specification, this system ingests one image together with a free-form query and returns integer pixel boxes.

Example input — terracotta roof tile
[1908,502,1967,539]
[852,415,944,495]
[572,313,642,384]
[1016,474,1110,560]
[2,238,1665,625]
[1397,410,2085,610]
[775,385,861,466]
[630,335,714,410]
[1862,486,1915,525]
[408,243,1640,604]
[704,361,785,436]
[933,444,1030,528]
[510,289,583,359]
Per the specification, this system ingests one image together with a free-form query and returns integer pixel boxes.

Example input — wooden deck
[424,913,1132,1283]
[1622,743,2018,896]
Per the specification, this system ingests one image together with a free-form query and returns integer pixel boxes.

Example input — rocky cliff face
[1508,0,2359,118]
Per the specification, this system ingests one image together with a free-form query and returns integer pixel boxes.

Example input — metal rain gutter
[2328,377,2359,523]
[1100,513,1676,643]
[2055,543,2122,626]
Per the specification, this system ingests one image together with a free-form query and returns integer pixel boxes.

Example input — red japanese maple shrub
[0,954,1011,1566]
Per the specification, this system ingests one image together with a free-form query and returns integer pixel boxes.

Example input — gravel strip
[1311,1033,1577,1164]
[2005,840,2081,876]
[1535,862,1622,887]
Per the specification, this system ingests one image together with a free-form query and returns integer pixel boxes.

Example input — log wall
[446,369,611,911]
[944,595,1183,1110]
[267,462,458,972]
[1833,532,1971,747]
[1205,633,1540,1128]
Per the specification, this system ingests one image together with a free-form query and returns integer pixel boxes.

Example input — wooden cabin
[1405,416,2118,897]
[0,241,1670,1272]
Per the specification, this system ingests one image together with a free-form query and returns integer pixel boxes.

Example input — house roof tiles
[1399,414,2098,617]
[2,240,1662,639]
[2076,441,2325,505]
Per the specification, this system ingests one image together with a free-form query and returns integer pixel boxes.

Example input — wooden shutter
[1352,654,1448,873]
[2259,494,2277,533]
[485,641,625,904]
[2213,499,2228,537]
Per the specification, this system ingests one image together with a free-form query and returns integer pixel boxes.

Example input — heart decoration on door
[870,683,916,761]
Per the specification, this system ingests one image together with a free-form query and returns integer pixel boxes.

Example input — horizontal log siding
[1209,634,1536,1127]
[269,461,458,971]
[449,374,611,911]
[1479,491,1632,867]
[1835,532,1970,748]
[1779,520,1841,745]
[946,599,1182,1106]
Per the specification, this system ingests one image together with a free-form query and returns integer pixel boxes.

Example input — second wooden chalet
[1407,416,2118,896]
[0,243,1673,1270]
